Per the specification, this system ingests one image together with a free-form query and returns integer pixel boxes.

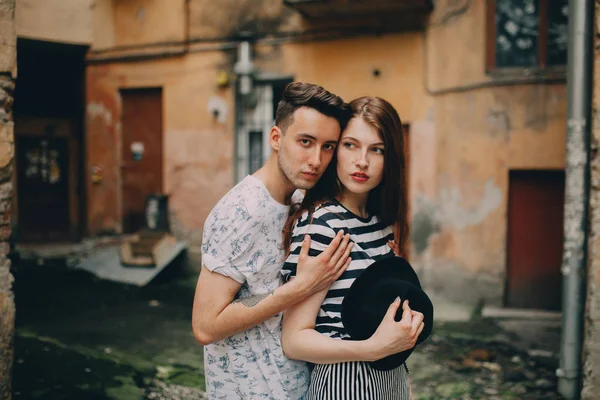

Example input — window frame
[485,0,567,76]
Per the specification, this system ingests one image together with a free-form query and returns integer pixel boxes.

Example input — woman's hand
[387,240,402,257]
[365,298,425,360]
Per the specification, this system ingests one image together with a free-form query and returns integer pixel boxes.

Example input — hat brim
[341,256,434,371]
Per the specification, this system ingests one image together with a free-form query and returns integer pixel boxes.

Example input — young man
[192,82,353,399]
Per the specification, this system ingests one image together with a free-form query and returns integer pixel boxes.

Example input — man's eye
[300,139,311,146]
[324,144,336,151]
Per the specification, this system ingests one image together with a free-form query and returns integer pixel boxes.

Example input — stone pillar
[582,1,600,399]
[0,0,16,399]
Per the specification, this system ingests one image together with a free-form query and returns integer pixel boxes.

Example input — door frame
[504,168,565,310]
[118,87,164,234]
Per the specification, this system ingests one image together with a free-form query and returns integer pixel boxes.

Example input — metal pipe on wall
[558,0,594,398]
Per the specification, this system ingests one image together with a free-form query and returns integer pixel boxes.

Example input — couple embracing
[192,82,432,400]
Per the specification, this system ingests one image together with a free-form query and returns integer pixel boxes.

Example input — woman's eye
[343,142,356,149]
[373,147,384,154]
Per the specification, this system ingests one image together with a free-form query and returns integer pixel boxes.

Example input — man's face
[275,107,341,190]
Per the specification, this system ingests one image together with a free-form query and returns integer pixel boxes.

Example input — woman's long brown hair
[282,96,409,257]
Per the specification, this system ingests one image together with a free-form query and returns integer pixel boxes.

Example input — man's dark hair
[275,82,351,133]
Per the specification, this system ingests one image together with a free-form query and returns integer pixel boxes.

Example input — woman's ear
[269,126,283,151]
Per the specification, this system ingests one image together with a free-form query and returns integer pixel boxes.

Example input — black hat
[341,256,434,371]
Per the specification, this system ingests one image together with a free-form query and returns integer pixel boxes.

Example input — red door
[120,88,163,234]
[506,170,564,310]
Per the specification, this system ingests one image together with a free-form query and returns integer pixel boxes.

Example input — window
[486,0,568,71]
[235,80,292,182]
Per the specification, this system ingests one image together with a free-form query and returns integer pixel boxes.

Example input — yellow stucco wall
[86,52,234,248]
[276,34,431,122]
[86,32,429,254]
[16,0,94,45]
[411,1,568,304]
[85,0,568,304]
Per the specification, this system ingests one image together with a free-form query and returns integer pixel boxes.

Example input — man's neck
[253,157,296,205]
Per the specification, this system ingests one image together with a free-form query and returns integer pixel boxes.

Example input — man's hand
[293,230,353,295]
[366,298,425,361]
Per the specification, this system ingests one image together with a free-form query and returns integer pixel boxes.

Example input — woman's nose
[355,156,368,168]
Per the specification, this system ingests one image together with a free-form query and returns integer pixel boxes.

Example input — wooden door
[506,170,564,310]
[17,136,70,240]
[120,88,163,234]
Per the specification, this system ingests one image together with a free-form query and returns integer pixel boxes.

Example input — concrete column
[582,1,600,399]
[0,0,16,399]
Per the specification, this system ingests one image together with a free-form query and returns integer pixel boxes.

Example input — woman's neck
[336,190,369,218]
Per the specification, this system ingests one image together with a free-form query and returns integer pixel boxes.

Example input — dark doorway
[506,169,565,310]
[16,137,70,240]
[13,39,87,241]
[120,88,163,234]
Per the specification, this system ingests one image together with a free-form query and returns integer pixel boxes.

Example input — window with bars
[235,80,292,182]
[486,0,568,71]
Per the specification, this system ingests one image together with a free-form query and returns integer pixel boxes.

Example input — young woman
[281,97,424,399]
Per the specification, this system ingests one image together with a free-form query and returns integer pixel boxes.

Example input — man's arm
[192,232,352,345]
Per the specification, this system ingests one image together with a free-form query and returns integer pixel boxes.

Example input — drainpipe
[233,33,256,99]
[557,1,594,399]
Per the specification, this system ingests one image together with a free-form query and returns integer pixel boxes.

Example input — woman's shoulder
[294,201,343,225]
[314,200,347,219]
[291,201,343,236]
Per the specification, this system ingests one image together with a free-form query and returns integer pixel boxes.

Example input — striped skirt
[306,361,410,400]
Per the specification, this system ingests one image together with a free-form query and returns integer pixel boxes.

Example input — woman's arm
[281,290,425,364]
[281,289,380,364]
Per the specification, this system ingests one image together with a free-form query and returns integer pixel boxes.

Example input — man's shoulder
[207,176,271,222]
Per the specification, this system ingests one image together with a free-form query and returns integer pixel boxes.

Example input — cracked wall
[581,1,600,398]
[0,0,15,397]
[411,1,568,305]
[85,0,568,305]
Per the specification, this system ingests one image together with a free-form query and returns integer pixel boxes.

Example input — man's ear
[269,126,283,151]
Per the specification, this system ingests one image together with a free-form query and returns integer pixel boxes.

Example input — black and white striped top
[282,199,395,339]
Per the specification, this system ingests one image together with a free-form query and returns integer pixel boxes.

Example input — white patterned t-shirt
[201,175,310,399]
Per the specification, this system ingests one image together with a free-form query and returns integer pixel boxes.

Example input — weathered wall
[86,31,429,263]
[112,0,186,47]
[411,0,568,305]
[86,52,235,251]
[0,0,16,397]
[15,0,93,45]
[188,0,302,39]
[581,1,600,398]
[85,0,568,306]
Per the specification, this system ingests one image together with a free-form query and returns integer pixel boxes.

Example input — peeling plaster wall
[85,0,568,305]
[413,1,568,305]
[581,1,600,398]
[188,0,303,39]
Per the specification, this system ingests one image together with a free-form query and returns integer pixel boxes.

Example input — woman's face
[336,117,385,196]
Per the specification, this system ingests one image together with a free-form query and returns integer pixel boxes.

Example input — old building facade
[82,0,569,309]
[5,0,598,397]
